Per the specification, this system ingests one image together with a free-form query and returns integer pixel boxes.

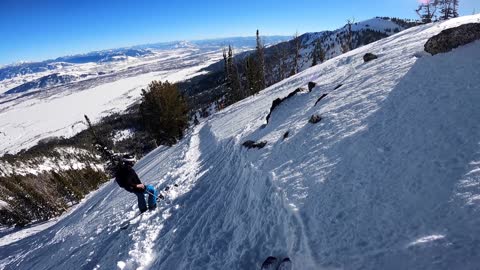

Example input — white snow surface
[0,200,8,210]
[112,129,135,143]
[1,15,480,269]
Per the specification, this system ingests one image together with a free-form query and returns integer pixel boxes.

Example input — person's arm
[127,168,145,191]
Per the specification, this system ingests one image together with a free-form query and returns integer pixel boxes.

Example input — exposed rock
[314,93,329,106]
[283,131,290,140]
[363,53,378,62]
[265,87,303,123]
[425,23,480,55]
[308,82,317,92]
[309,114,322,124]
[242,140,267,149]
[334,84,343,90]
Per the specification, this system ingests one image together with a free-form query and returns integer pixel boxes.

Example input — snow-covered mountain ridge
[1,15,480,270]
[0,36,289,93]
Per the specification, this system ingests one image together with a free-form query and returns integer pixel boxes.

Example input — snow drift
[1,15,480,270]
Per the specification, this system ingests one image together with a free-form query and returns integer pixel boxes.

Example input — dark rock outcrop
[334,84,343,90]
[265,87,303,123]
[309,114,322,124]
[242,140,267,149]
[425,23,480,55]
[363,53,378,62]
[314,93,329,106]
[308,82,317,92]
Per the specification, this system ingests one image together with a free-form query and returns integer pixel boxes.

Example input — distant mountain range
[0,36,290,83]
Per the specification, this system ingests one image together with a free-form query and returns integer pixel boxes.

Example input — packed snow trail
[2,15,480,269]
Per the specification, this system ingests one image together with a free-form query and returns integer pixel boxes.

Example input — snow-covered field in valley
[0,47,223,155]
[1,15,480,270]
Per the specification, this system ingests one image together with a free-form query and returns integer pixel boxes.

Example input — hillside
[1,14,480,270]
[182,17,418,110]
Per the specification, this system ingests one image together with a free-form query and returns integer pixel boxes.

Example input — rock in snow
[307,81,317,92]
[425,23,480,55]
[1,14,480,270]
[308,114,322,124]
[363,52,378,62]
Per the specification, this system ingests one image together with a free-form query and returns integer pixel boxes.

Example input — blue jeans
[135,185,157,212]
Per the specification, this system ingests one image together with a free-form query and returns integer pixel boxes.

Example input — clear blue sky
[1,0,479,65]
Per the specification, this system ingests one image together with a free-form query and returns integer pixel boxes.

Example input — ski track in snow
[1,15,480,269]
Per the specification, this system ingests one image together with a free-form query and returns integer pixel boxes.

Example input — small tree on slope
[140,81,189,146]
[312,39,326,67]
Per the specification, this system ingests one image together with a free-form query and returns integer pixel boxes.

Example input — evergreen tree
[244,56,257,96]
[312,40,326,67]
[244,30,266,96]
[439,0,451,20]
[439,0,459,19]
[452,0,459,17]
[139,81,189,146]
[256,30,266,90]
[273,44,288,81]
[291,31,300,75]
[341,19,354,53]
[222,47,229,82]
[226,45,243,103]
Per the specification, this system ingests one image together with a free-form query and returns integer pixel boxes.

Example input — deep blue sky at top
[1,0,479,65]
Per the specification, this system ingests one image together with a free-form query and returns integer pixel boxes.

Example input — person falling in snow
[115,154,158,213]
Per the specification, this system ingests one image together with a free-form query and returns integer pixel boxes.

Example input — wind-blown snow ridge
[1,15,480,270]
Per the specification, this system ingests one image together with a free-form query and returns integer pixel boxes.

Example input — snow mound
[1,15,480,270]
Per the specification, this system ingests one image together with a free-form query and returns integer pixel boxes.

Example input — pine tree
[318,42,326,63]
[341,19,354,53]
[439,0,459,20]
[312,40,325,67]
[245,56,257,96]
[226,45,243,103]
[439,0,450,20]
[256,30,266,90]
[222,47,229,82]
[452,0,459,17]
[244,30,266,96]
[139,81,189,146]
[291,31,300,75]
[273,44,288,81]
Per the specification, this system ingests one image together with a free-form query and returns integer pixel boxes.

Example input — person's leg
[135,192,147,213]
[145,185,157,209]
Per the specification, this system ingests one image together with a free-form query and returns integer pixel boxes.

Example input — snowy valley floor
[1,15,480,270]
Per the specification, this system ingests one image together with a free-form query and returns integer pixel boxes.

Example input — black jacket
[115,165,143,193]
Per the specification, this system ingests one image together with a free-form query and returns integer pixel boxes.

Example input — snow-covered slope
[292,17,413,73]
[1,15,480,270]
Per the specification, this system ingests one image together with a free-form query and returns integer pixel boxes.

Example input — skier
[115,154,157,213]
